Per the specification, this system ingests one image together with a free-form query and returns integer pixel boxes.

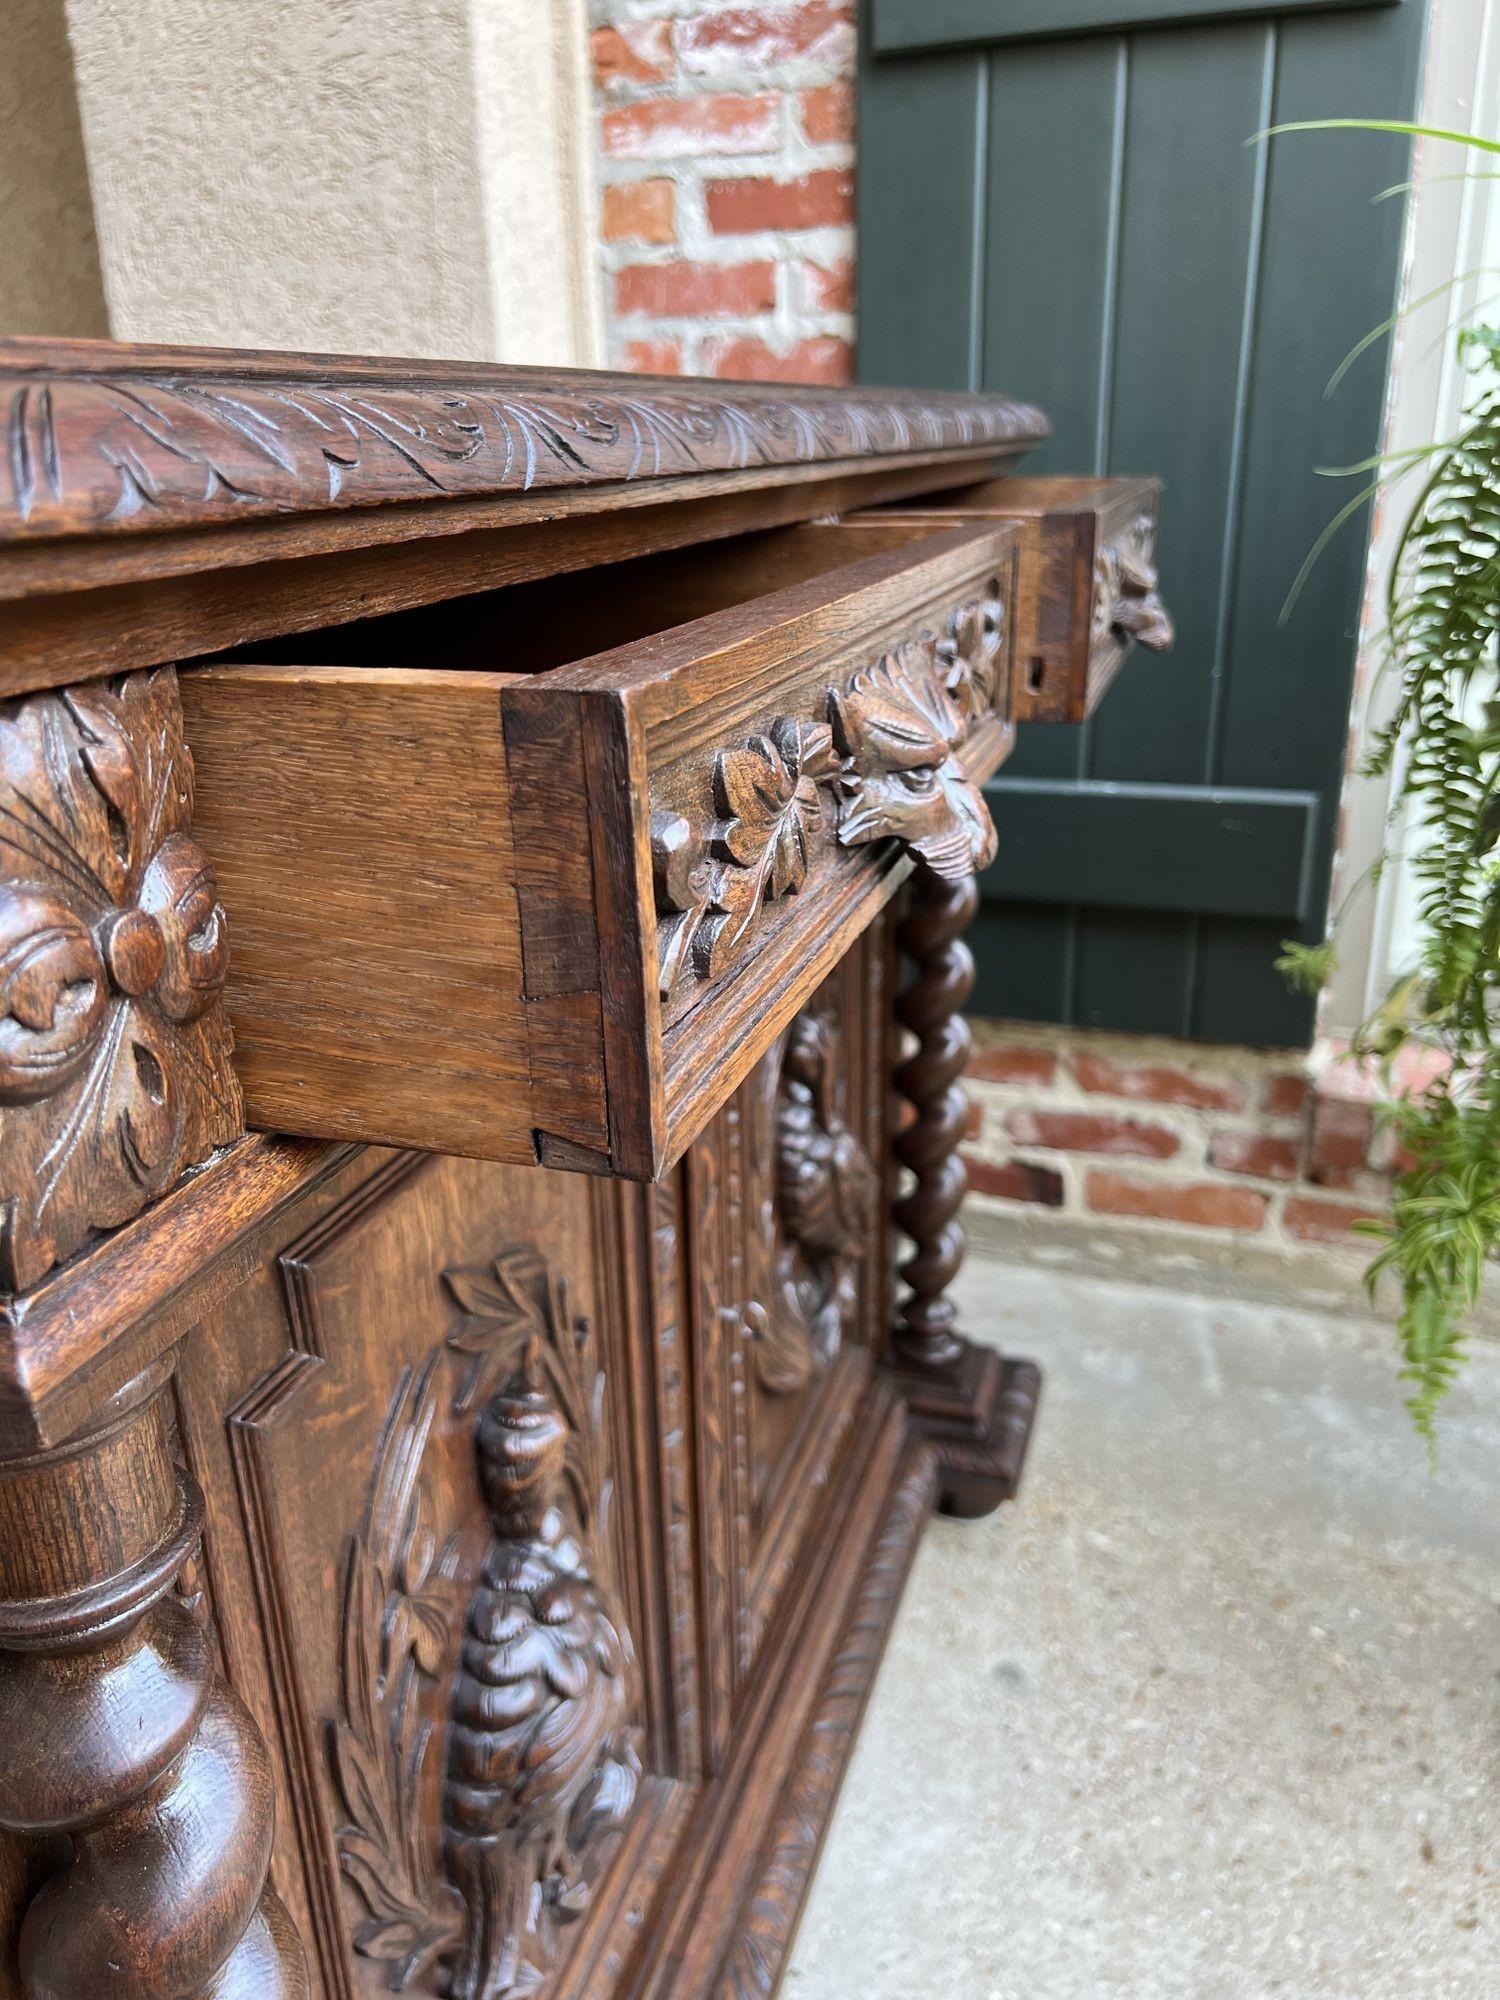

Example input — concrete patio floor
[786,1253,1500,1999]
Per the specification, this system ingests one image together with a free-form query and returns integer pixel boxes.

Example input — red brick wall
[589,3,856,381]
[963,1024,1442,1250]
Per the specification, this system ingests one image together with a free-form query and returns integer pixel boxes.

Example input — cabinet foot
[890,1341,1042,1518]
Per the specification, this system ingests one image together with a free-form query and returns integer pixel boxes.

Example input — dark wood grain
[0,341,1065,2000]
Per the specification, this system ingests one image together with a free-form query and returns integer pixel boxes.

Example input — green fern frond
[1275,938,1338,996]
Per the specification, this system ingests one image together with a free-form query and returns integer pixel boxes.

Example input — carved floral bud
[138,833,231,1022]
[937,585,1005,720]
[0,891,108,1104]
[100,908,166,997]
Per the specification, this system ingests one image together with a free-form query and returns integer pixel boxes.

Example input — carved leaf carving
[653,718,838,997]
[651,598,1000,998]
[1093,515,1175,654]
[330,1352,464,1990]
[936,582,1006,723]
[0,668,241,1292]
[741,1009,877,1398]
[443,1257,641,2000]
[1,367,1048,538]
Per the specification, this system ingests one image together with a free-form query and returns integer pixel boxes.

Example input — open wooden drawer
[179,520,1019,1177]
[850,475,1173,724]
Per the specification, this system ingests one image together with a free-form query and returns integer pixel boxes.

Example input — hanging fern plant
[1272,122,1500,1441]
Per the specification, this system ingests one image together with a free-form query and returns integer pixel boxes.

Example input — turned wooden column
[0,1361,308,1999]
[894,864,980,1376]
[889,863,1043,1517]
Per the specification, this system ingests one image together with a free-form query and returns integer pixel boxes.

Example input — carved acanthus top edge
[0,349,1050,539]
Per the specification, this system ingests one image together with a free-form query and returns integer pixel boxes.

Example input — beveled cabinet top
[0,336,1047,544]
[0,337,1048,695]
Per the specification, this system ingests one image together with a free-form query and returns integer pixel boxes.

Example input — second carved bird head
[827,643,998,881]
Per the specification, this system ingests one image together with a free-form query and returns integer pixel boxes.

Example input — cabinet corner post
[0,1359,309,1998]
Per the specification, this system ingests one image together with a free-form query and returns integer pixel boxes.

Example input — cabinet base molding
[634,1385,934,1998]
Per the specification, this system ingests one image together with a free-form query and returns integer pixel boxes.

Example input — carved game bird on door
[443,1344,641,1999]
[748,1008,879,1393]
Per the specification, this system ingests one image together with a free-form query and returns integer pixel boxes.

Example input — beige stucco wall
[61,0,602,365]
[0,0,109,339]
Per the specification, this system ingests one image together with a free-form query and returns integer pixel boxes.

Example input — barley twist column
[894,864,980,1375]
[0,1361,308,1999]
[888,864,1042,1517]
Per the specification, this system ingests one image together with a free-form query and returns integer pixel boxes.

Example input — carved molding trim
[0,353,1049,539]
[329,1243,642,1997]
[651,587,1002,999]
[1092,513,1175,655]
[0,666,242,1293]
[716,1448,936,1999]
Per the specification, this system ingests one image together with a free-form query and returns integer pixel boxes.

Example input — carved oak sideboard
[0,339,1171,2000]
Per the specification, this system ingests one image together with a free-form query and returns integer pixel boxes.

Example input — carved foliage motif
[330,1245,642,1998]
[1092,514,1175,655]
[0,667,241,1291]
[330,1357,465,1986]
[744,1009,877,1398]
[2,367,1048,536]
[652,718,840,995]
[651,590,1001,998]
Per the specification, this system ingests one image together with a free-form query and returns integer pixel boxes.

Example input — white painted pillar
[60,0,603,365]
[0,0,109,339]
[1324,0,1500,1038]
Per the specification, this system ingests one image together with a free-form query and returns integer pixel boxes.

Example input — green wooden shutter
[857,0,1427,1046]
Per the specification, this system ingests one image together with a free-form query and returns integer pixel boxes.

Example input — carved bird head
[474,1339,568,1542]
[782,1010,836,1123]
[1113,546,1176,653]
[828,645,997,879]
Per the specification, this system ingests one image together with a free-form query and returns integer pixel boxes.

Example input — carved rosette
[651,596,1000,999]
[1092,515,1175,655]
[329,1245,642,1998]
[743,1009,878,1397]
[0,668,241,1291]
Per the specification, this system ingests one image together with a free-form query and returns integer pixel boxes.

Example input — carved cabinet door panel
[171,1147,695,2000]
[687,923,894,1753]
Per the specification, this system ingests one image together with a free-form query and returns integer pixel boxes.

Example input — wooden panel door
[686,927,894,1762]
[172,1147,696,1999]
[858,0,1427,1045]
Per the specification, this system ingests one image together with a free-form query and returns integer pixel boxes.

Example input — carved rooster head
[473,1339,568,1542]
[827,644,997,879]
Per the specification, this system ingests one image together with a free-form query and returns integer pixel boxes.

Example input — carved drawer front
[179,522,1016,1180]
[857,476,1172,724]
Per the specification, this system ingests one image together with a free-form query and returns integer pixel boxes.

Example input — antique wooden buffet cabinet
[0,340,1171,2000]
